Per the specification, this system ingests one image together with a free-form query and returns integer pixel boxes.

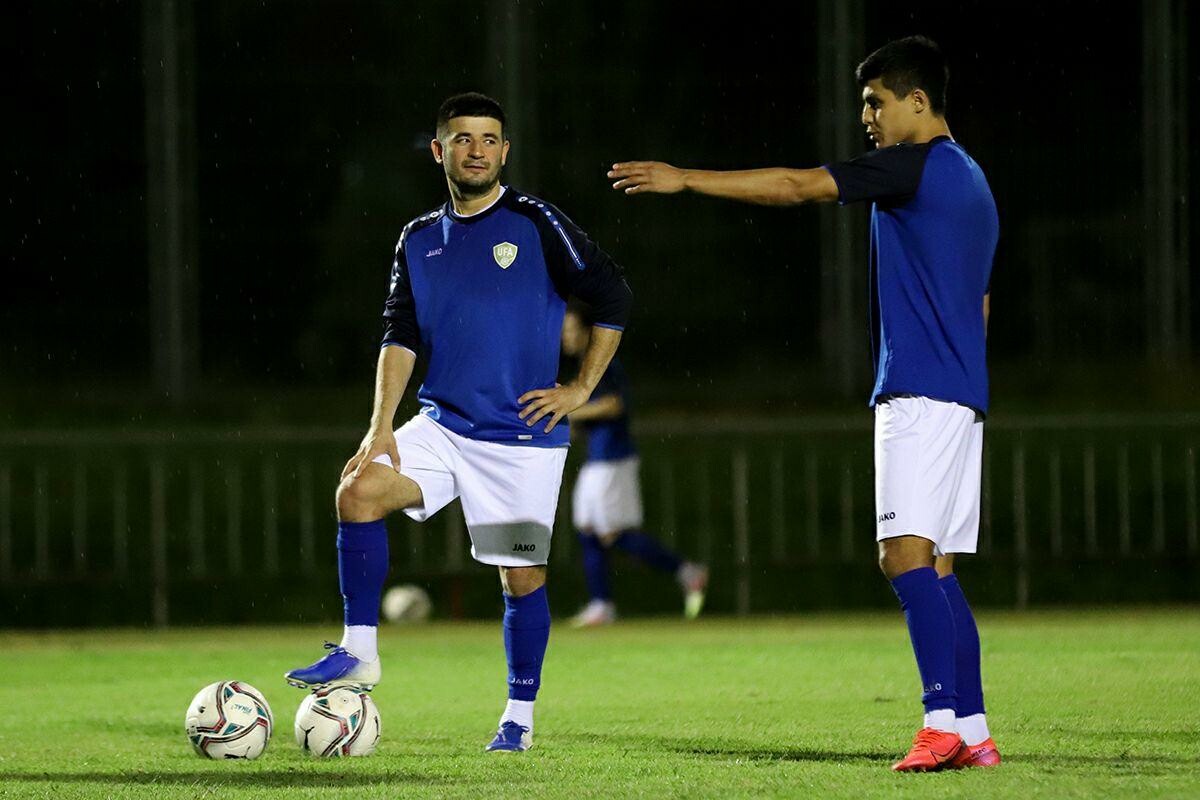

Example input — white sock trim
[340,625,378,662]
[502,699,534,731]
[924,709,956,733]
[956,713,990,746]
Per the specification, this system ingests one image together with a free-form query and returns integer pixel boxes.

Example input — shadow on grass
[546,732,895,764]
[675,744,894,763]
[1,770,444,789]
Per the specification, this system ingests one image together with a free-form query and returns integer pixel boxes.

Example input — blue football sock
[337,520,389,626]
[578,533,612,601]
[890,566,957,713]
[503,586,551,701]
[612,530,683,574]
[940,573,985,718]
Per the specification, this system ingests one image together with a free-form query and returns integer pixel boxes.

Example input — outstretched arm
[607,161,840,206]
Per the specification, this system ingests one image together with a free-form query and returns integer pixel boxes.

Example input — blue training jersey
[576,357,637,462]
[825,136,998,414]
[381,186,633,447]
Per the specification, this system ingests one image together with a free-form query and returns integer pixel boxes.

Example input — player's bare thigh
[336,461,424,522]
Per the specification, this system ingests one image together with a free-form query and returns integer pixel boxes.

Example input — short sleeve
[824,143,933,205]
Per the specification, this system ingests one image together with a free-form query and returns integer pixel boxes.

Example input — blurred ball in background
[381,584,433,623]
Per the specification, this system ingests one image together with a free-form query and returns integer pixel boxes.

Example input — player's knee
[336,474,386,522]
[877,539,932,579]
[596,531,620,548]
[500,565,546,597]
[878,544,908,580]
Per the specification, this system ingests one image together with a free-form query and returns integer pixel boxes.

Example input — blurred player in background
[561,304,709,626]
[608,37,999,771]
[286,92,632,753]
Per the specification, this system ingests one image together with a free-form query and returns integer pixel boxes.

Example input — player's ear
[910,88,928,115]
[500,139,510,166]
[430,137,444,164]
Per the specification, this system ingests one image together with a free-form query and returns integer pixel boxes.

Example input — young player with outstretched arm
[608,37,999,771]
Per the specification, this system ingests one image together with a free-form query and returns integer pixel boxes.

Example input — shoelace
[913,728,952,749]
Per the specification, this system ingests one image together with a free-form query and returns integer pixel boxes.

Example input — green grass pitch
[3,609,1198,799]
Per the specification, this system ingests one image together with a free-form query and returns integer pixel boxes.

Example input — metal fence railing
[1,414,1197,624]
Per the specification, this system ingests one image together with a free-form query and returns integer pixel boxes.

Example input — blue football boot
[485,720,533,753]
[285,642,381,691]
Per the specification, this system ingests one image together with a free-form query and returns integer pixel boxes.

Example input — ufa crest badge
[493,242,518,269]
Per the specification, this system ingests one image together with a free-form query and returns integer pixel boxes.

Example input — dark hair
[436,92,507,138]
[855,36,948,115]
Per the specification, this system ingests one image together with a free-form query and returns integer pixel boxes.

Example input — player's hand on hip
[608,161,685,195]
[518,382,591,433]
[343,428,401,480]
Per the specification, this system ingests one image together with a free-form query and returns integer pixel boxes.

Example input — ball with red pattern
[184,680,273,760]
[294,685,380,757]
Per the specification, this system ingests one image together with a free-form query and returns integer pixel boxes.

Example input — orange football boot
[891,727,964,772]
[948,737,1001,768]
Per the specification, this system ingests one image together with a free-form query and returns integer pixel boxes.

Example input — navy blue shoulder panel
[503,189,632,329]
[825,136,948,206]
[397,206,446,252]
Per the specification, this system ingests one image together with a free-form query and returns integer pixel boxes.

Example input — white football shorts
[571,455,644,534]
[874,395,984,556]
[372,413,568,567]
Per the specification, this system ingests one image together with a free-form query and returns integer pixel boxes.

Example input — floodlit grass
[3,609,1198,799]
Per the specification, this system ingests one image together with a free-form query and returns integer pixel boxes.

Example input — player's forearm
[368,345,416,432]
[571,327,623,396]
[568,394,624,422]
[682,167,836,206]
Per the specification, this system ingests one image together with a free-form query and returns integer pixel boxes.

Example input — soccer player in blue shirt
[560,305,709,626]
[285,93,632,753]
[608,37,999,771]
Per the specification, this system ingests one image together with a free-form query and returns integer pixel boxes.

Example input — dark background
[6,0,1196,422]
[2,1,1197,624]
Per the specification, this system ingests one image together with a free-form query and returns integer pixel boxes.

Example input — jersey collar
[446,185,508,223]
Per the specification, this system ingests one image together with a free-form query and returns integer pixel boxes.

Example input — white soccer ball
[381,584,432,623]
[294,686,381,757]
[185,680,273,760]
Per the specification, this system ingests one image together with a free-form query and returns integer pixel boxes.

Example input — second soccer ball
[294,686,381,757]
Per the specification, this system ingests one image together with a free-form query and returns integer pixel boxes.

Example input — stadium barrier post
[733,449,751,616]
[150,455,170,627]
[1013,445,1029,610]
